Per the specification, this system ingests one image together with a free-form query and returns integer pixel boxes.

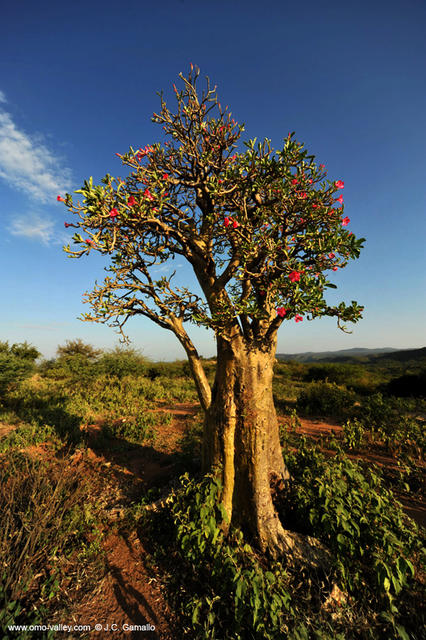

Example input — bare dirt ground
[1,401,424,638]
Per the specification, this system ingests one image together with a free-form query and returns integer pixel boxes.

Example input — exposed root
[275,527,333,572]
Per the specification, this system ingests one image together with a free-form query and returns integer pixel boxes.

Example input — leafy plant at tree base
[141,462,424,639]
[282,440,425,639]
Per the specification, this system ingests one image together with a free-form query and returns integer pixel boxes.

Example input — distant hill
[275,347,425,364]
[374,347,426,363]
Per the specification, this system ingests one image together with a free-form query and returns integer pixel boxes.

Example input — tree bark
[202,334,331,567]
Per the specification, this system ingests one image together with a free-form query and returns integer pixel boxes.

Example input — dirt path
[66,402,200,639]
[70,532,176,639]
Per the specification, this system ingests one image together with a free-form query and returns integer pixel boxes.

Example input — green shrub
[284,441,424,638]
[3,381,82,448]
[145,473,295,639]
[101,410,166,445]
[0,341,40,396]
[296,382,356,417]
[142,460,424,639]
[342,418,366,450]
[353,393,425,453]
[97,346,149,378]
[56,338,102,360]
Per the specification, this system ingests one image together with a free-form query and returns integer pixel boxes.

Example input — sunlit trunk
[202,334,296,556]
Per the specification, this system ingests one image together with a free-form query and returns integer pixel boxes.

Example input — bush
[283,441,425,639]
[144,473,296,639]
[351,393,425,454]
[3,380,82,448]
[296,382,356,417]
[56,339,102,360]
[142,458,424,639]
[97,346,150,378]
[342,418,366,450]
[0,341,40,396]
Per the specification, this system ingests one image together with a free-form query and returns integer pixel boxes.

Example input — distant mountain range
[276,347,426,364]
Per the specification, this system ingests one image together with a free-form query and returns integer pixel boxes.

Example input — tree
[60,65,364,560]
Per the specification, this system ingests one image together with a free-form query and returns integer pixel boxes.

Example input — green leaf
[395,624,410,640]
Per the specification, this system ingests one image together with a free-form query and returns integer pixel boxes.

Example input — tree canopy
[61,65,364,350]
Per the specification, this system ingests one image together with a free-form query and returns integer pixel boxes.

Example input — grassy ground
[0,354,424,639]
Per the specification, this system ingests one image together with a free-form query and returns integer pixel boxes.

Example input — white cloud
[152,262,184,274]
[0,109,72,202]
[0,91,6,104]
[9,213,67,246]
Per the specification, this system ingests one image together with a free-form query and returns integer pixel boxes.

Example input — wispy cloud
[9,213,68,246]
[0,91,6,104]
[0,106,72,202]
[152,262,184,274]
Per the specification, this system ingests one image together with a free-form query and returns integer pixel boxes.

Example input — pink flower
[342,217,350,226]
[336,194,344,204]
[292,179,298,185]
[64,222,71,228]
[127,196,137,207]
[319,164,325,170]
[308,178,313,184]
[224,217,230,227]
[162,173,169,180]
[144,189,154,201]
[232,219,239,228]
[298,191,307,199]
[109,208,119,217]
[276,307,286,317]
[312,203,318,209]
[332,266,338,271]
[335,180,344,189]
[295,315,303,323]
[329,252,335,259]
[57,195,65,202]
[288,270,301,282]
[85,239,93,245]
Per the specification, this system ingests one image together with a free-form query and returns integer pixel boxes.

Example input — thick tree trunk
[202,334,331,567]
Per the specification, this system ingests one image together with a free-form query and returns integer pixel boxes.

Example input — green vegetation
[0,340,424,638]
[141,455,424,639]
[0,341,40,396]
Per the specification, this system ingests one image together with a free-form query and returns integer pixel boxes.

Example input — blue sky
[1,0,425,361]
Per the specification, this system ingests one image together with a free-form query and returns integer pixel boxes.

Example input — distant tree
[61,66,364,559]
[56,339,102,360]
[0,341,40,395]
